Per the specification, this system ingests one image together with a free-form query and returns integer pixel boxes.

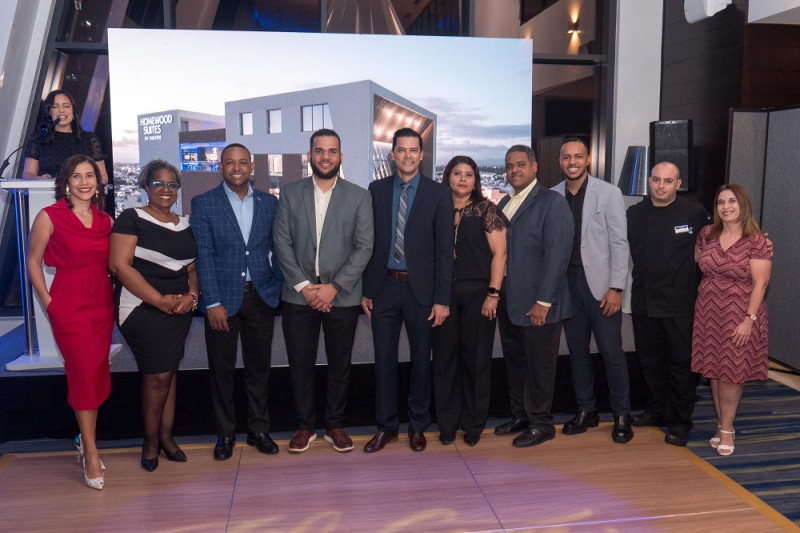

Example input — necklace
[453,203,471,260]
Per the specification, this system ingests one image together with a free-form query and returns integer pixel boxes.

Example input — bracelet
[186,292,198,311]
[486,292,500,299]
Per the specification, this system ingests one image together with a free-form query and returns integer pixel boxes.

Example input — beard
[311,160,340,181]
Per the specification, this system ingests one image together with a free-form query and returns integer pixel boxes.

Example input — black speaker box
[650,119,692,191]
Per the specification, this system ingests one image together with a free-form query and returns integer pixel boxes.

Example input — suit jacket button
[245,251,249,255]
[241,272,246,277]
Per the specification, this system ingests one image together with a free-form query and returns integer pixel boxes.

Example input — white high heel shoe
[82,456,105,490]
[716,429,735,456]
[709,425,721,449]
[74,434,105,471]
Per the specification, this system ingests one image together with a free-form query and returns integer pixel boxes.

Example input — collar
[509,178,537,198]
[222,181,253,201]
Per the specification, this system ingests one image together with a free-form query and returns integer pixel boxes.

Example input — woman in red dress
[27,154,113,489]
[692,184,771,457]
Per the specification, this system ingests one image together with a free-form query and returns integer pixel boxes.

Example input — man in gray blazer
[552,137,633,444]
[494,145,573,447]
[273,129,374,453]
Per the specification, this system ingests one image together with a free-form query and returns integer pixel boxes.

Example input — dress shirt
[565,178,587,267]
[387,172,420,271]
[294,176,338,293]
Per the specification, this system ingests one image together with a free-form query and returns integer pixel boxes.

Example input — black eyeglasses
[148,181,181,190]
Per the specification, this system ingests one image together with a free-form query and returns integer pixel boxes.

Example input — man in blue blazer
[494,145,573,447]
[273,129,374,454]
[552,137,633,444]
[361,128,454,453]
[191,143,283,460]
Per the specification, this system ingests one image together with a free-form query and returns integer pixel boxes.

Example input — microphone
[40,116,61,135]
[0,117,62,179]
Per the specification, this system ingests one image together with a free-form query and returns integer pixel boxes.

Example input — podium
[0,179,120,370]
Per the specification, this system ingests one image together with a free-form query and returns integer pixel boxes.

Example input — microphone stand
[0,118,60,179]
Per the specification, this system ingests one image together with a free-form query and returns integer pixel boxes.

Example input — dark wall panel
[660,0,748,209]
[727,110,767,223]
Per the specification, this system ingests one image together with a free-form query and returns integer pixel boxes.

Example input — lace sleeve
[24,138,42,160]
[89,133,106,161]
[482,200,509,233]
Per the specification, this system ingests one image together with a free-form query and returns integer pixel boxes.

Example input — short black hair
[220,143,251,161]
[505,145,537,163]
[561,136,590,154]
[309,129,341,152]
[392,128,423,150]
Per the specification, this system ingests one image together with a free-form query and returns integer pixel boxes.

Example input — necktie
[394,182,410,263]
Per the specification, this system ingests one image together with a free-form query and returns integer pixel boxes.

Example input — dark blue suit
[497,182,573,432]
[362,174,453,432]
[191,183,282,437]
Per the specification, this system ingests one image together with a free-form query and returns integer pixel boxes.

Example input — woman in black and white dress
[109,159,197,472]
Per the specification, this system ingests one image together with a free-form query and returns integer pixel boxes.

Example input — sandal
[709,425,721,449]
[716,429,735,456]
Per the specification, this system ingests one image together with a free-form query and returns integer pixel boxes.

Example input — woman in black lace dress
[433,155,508,446]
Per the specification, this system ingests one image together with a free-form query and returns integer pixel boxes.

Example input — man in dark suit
[273,129,374,454]
[494,144,574,447]
[361,127,454,453]
[191,143,283,460]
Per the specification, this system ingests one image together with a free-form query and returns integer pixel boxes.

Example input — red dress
[691,225,770,383]
[43,200,113,410]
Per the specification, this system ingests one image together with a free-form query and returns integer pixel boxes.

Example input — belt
[387,269,408,281]
[244,281,255,291]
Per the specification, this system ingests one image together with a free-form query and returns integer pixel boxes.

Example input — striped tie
[394,182,410,263]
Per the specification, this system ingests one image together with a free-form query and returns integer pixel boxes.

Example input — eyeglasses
[148,181,181,190]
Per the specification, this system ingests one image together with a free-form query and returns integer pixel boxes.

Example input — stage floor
[0,424,793,532]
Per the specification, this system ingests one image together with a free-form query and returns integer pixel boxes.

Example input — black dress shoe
[363,430,399,453]
[632,412,666,427]
[408,431,427,452]
[141,456,159,472]
[512,428,555,448]
[562,411,600,435]
[494,417,529,436]
[612,415,634,444]
[213,436,235,460]
[665,426,689,447]
[439,433,456,445]
[247,432,279,455]
[463,433,481,447]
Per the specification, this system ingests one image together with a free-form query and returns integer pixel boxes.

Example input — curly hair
[137,159,181,189]
[54,154,105,211]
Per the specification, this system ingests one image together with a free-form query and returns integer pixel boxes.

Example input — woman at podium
[22,90,108,184]
[26,154,113,490]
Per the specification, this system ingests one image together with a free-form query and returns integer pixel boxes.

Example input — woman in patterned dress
[27,154,113,490]
[109,160,197,472]
[433,155,508,446]
[692,184,771,456]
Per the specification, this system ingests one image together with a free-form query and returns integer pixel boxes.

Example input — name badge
[674,225,691,234]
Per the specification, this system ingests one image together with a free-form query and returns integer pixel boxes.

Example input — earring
[66,188,71,199]
[95,189,101,200]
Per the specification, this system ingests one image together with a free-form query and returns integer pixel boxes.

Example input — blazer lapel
[581,177,597,237]
[510,182,541,223]
[215,185,245,244]
[301,179,317,240]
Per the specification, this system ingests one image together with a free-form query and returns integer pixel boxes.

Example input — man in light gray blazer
[494,145,574,448]
[273,129,374,454]
[552,137,632,444]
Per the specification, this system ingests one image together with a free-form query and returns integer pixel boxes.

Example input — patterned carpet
[688,376,800,527]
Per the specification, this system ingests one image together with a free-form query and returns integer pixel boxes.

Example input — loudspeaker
[650,120,692,191]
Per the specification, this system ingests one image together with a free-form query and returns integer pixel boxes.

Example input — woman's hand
[170,294,196,315]
[481,295,498,319]
[154,294,180,314]
[732,318,753,347]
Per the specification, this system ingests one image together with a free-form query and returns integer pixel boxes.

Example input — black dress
[433,199,508,437]
[24,131,105,177]
[113,208,197,374]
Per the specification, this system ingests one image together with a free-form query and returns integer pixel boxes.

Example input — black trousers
[282,301,360,431]
[632,314,696,430]
[433,280,495,437]
[204,290,275,437]
[371,276,433,433]
[497,293,563,433]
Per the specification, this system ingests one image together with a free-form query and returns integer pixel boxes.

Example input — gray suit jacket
[498,182,574,327]
[273,177,374,307]
[552,176,629,301]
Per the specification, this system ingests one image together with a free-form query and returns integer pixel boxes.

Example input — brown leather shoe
[363,430,398,453]
[408,431,427,452]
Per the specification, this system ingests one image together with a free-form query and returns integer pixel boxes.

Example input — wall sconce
[567,21,581,34]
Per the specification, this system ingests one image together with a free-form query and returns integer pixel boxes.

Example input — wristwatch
[487,287,500,295]
[331,281,342,292]
[610,287,623,293]
[748,314,757,322]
